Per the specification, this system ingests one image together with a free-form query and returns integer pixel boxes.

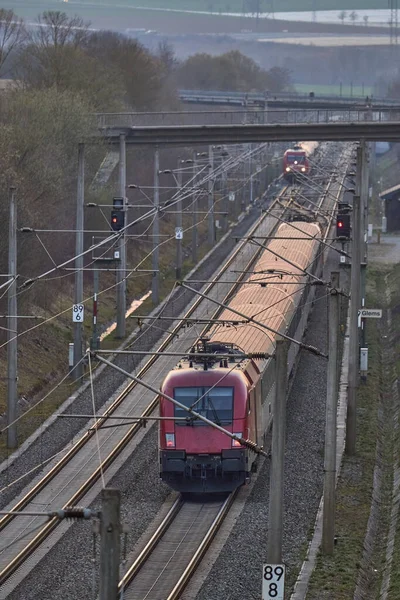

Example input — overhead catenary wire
[0,155,299,354]
[0,143,344,494]
[0,144,332,374]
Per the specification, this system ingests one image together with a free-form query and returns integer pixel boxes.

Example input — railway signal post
[208,145,215,245]
[322,272,340,554]
[191,151,198,263]
[7,187,17,449]
[267,338,289,564]
[152,148,160,305]
[176,158,183,281]
[73,143,84,381]
[116,133,127,338]
[346,195,361,456]
[359,140,369,347]
[99,488,121,600]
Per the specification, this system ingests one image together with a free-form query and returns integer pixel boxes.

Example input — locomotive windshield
[174,387,233,425]
[286,153,306,164]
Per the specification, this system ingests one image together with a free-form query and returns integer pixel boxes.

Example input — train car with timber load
[159,221,322,492]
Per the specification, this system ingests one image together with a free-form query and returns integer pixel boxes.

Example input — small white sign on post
[360,347,369,372]
[358,308,382,319]
[72,304,84,322]
[175,227,183,240]
[262,564,285,600]
[229,192,235,202]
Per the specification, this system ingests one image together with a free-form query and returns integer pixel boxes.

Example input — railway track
[119,493,236,600]
[0,183,294,596]
[115,142,352,600]
[0,142,351,596]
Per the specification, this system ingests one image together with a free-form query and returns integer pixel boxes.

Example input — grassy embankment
[74,0,390,13]
[307,263,400,599]
[5,0,387,19]
[385,265,400,597]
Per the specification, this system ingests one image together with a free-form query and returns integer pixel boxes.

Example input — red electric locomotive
[159,221,322,493]
[283,145,310,181]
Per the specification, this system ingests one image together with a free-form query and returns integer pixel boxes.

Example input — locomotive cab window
[286,154,306,163]
[174,387,233,425]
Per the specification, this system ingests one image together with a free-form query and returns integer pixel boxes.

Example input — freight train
[159,221,322,492]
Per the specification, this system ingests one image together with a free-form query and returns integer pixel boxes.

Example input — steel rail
[0,144,346,589]
[118,492,237,599]
[167,492,237,600]
[115,143,350,599]
[0,186,291,588]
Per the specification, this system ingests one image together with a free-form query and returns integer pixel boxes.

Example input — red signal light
[110,210,124,231]
[336,214,350,238]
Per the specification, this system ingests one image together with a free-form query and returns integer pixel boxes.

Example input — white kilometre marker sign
[262,564,285,599]
[72,304,85,322]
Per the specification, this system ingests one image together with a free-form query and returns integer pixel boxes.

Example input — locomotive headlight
[301,167,306,172]
[232,433,243,447]
[166,433,175,448]
[285,167,290,172]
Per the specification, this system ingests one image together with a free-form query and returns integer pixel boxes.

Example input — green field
[295,83,374,96]
[78,0,387,13]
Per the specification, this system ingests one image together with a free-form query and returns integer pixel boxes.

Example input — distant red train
[283,145,310,180]
[159,221,322,493]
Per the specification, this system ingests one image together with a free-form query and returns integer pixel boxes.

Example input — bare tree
[156,40,177,74]
[349,11,358,25]
[29,11,90,50]
[338,10,347,25]
[17,11,92,92]
[363,15,369,26]
[0,9,26,76]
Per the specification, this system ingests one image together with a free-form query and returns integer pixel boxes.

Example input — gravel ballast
[7,248,339,600]
[191,250,338,600]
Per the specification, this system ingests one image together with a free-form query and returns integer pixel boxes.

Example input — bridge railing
[178,89,400,107]
[95,109,392,129]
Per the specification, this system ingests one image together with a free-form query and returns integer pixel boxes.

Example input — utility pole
[222,164,229,233]
[176,158,183,280]
[346,195,361,456]
[152,148,160,305]
[191,151,198,264]
[91,266,99,352]
[208,145,214,246]
[74,143,84,381]
[249,146,253,205]
[7,187,17,449]
[241,147,247,213]
[267,339,289,563]
[99,488,121,600]
[116,134,126,338]
[359,141,369,347]
[322,271,340,554]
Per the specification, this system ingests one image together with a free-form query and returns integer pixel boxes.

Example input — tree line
[0,8,291,314]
